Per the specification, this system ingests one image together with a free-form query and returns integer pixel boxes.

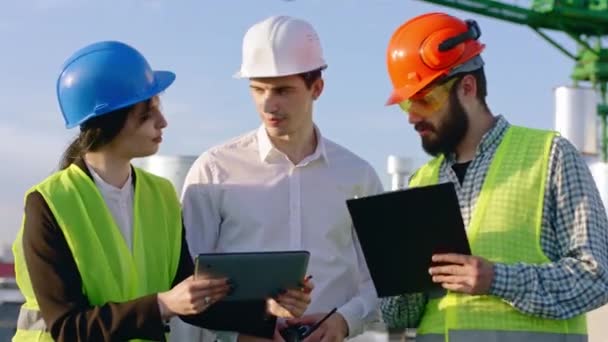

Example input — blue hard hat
[57,41,175,128]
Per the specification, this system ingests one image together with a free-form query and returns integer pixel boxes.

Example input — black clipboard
[346,182,471,296]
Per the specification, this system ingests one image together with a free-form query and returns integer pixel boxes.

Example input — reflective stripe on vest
[16,307,46,331]
[12,164,182,341]
[409,126,587,340]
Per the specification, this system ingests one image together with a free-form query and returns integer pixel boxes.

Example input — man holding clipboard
[378,12,608,342]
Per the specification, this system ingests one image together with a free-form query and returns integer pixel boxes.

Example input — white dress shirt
[86,162,134,250]
[181,126,383,340]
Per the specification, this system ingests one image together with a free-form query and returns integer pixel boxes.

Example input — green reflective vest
[13,164,182,341]
[410,126,587,342]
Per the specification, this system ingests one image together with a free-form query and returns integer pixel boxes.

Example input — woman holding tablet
[12,41,311,342]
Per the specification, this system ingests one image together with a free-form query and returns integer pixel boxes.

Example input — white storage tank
[132,155,197,195]
[554,86,598,156]
[386,155,413,190]
[589,161,608,207]
[555,87,607,342]
[585,160,608,342]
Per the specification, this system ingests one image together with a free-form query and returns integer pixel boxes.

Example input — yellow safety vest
[410,126,587,342]
[12,164,182,341]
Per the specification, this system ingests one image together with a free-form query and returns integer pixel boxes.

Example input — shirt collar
[85,160,133,196]
[256,125,329,165]
[445,115,510,164]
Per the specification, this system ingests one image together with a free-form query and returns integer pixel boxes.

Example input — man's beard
[417,92,469,157]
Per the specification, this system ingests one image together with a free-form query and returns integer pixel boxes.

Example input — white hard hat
[234,16,327,78]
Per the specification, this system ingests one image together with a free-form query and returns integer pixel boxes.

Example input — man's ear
[459,74,477,99]
[312,78,324,100]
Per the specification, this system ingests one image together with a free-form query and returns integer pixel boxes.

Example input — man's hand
[267,277,314,319]
[429,253,495,295]
[286,312,348,342]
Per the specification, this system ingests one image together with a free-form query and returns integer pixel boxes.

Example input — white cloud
[0,123,72,246]
[0,123,68,168]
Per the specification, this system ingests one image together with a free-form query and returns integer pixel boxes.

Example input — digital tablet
[195,250,310,301]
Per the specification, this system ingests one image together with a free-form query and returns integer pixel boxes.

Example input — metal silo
[554,86,598,156]
[132,155,197,196]
[387,155,413,190]
[555,86,608,341]
[585,160,608,342]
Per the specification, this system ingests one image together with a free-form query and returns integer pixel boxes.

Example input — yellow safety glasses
[398,78,457,118]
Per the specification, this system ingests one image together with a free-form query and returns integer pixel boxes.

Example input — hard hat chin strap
[439,19,482,52]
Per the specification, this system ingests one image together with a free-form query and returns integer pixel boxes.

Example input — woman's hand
[157,275,230,320]
[266,276,314,319]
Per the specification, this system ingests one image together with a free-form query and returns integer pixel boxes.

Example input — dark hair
[58,105,134,170]
[451,67,488,108]
[298,68,323,89]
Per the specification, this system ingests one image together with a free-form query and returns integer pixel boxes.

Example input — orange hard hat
[386,12,485,105]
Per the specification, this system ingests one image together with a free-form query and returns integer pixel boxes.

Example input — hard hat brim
[385,70,445,106]
[65,70,176,129]
[232,64,328,79]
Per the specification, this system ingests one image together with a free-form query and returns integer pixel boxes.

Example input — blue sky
[0,0,578,247]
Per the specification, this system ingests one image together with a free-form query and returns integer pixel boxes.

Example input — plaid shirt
[381,116,608,328]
